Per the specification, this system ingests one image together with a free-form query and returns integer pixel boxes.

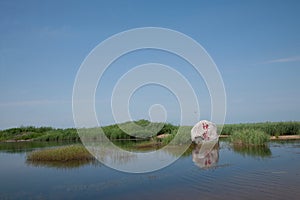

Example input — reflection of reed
[192,141,219,169]
[158,145,192,158]
[87,144,137,166]
[0,142,74,154]
[232,144,271,158]
[26,159,100,169]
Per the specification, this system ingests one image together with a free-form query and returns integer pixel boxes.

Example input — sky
[0,0,299,129]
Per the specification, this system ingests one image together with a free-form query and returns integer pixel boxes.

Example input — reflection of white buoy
[191,120,218,144]
[192,140,219,169]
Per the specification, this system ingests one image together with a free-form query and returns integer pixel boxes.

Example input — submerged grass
[27,145,94,162]
[230,129,270,146]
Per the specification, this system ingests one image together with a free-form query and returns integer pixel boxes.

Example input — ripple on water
[176,142,300,200]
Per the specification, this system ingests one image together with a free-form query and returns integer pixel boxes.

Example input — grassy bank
[27,145,94,162]
[1,120,299,143]
[0,120,178,142]
[0,126,79,142]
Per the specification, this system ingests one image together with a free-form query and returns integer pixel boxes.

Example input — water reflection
[85,141,189,173]
[192,140,219,169]
[232,144,272,158]
[0,142,75,153]
[1,141,299,199]
[24,143,190,171]
[26,159,100,169]
[87,143,138,166]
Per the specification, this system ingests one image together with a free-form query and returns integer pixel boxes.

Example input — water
[0,141,299,199]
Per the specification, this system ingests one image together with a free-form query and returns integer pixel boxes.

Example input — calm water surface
[0,141,299,199]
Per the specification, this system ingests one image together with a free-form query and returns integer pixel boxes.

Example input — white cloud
[264,56,300,64]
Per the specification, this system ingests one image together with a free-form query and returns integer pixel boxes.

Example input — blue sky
[0,0,299,129]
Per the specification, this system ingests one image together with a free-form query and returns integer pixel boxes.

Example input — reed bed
[230,129,270,146]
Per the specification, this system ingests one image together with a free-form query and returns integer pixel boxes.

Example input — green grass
[26,145,94,162]
[230,129,270,146]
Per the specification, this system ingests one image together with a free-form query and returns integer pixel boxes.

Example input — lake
[0,140,299,199]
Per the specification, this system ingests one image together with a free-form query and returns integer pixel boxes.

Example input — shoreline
[269,135,300,140]
[1,134,300,143]
[220,135,300,140]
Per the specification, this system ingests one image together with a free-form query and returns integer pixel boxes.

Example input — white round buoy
[191,120,218,143]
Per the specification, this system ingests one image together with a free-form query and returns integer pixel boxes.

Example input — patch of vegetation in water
[26,145,94,162]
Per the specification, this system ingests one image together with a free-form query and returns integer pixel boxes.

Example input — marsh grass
[161,126,192,145]
[27,145,94,162]
[221,121,300,136]
[230,129,270,146]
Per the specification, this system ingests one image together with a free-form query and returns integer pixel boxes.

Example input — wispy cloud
[0,100,70,107]
[263,56,300,64]
[38,25,72,38]
[0,99,110,107]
